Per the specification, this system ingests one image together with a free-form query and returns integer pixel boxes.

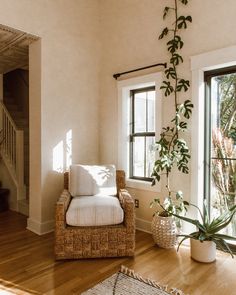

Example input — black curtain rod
[113,62,167,79]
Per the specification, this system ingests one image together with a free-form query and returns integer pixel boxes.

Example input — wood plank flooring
[0,211,236,294]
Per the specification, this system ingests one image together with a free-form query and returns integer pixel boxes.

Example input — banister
[0,100,19,131]
[0,100,24,187]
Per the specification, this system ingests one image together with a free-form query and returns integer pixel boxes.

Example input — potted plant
[166,201,236,262]
[150,0,193,248]
[150,193,188,248]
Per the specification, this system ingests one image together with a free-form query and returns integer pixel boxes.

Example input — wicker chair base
[55,225,135,259]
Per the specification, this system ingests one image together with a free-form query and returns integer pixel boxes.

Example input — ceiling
[0,24,39,74]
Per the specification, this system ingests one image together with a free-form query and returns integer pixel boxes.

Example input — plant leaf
[179,0,188,4]
[176,15,192,29]
[160,81,174,96]
[165,67,176,79]
[176,79,190,92]
[163,7,170,19]
[159,27,169,40]
[170,53,183,66]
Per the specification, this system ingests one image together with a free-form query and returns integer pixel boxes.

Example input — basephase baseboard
[27,218,54,235]
[135,217,151,234]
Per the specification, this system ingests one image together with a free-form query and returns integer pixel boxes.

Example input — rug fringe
[120,265,186,295]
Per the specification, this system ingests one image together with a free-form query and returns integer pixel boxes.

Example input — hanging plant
[151,0,193,221]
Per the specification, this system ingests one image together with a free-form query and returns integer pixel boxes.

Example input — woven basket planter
[151,215,177,249]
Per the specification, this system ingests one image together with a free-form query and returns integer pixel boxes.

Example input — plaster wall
[99,0,236,225]
[0,0,101,232]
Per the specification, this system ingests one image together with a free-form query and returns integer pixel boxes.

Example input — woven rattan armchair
[55,170,135,259]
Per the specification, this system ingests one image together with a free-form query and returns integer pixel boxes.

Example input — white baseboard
[26,217,151,235]
[135,217,151,234]
[27,218,54,235]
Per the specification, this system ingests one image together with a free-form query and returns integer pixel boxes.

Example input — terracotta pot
[151,215,177,248]
[190,239,216,263]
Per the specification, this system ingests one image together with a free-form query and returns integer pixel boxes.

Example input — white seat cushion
[66,195,124,226]
[69,164,117,197]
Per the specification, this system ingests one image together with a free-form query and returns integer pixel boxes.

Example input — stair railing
[0,100,24,187]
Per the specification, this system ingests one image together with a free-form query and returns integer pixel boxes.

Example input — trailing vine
[151,0,193,217]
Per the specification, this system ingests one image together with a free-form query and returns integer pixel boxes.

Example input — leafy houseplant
[168,202,236,261]
[151,0,193,221]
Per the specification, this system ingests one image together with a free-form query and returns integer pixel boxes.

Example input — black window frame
[204,65,236,249]
[129,86,155,182]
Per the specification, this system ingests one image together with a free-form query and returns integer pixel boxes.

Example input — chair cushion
[69,164,117,197]
[66,195,124,226]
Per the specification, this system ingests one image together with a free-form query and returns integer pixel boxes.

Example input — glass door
[205,66,236,238]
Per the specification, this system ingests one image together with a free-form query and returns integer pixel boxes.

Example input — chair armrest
[119,189,135,231]
[55,189,71,230]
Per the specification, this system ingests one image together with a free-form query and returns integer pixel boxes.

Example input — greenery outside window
[129,86,155,181]
[204,66,236,239]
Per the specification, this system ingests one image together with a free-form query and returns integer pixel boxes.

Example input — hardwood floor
[0,211,236,294]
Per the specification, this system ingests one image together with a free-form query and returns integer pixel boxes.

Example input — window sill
[126,178,160,192]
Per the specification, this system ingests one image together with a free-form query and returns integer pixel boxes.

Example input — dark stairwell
[3,69,29,210]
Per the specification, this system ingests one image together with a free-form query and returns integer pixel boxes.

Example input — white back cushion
[69,164,117,197]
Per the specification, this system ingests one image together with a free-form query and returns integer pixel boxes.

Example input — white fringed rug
[82,266,186,295]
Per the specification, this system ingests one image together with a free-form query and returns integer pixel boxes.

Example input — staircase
[0,70,29,216]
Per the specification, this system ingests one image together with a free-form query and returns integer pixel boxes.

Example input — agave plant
[163,201,236,257]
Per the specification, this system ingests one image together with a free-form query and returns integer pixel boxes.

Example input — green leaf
[170,211,207,232]
[179,0,188,4]
[180,99,193,119]
[213,233,236,241]
[167,35,184,53]
[176,79,190,92]
[160,81,174,96]
[176,190,183,200]
[178,164,189,174]
[177,15,192,29]
[176,236,190,251]
[170,53,183,66]
[163,7,170,19]
[179,121,187,130]
[159,27,169,40]
[208,210,236,233]
[165,67,176,79]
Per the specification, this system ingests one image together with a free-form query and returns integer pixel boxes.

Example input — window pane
[209,72,236,237]
[134,92,146,132]
[133,137,144,177]
[146,136,155,177]
[147,91,155,132]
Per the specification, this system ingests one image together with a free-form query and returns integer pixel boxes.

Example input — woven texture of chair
[55,170,135,259]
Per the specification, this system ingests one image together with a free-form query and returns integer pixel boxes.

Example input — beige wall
[1,0,236,232]
[0,0,101,232]
[99,0,236,224]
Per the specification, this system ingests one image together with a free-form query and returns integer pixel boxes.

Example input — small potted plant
[166,201,236,262]
[150,193,188,248]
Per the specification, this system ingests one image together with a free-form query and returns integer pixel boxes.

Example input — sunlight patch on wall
[53,129,73,172]
[66,129,72,170]
[53,140,63,173]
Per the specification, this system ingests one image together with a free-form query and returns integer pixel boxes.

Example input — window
[204,66,236,238]
[117,73,162,191]
[129,86,155,181]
